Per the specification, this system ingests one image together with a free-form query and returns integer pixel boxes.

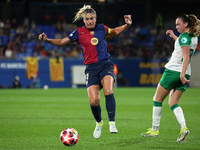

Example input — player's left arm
[180,46,190,85]
[107,15,132,37]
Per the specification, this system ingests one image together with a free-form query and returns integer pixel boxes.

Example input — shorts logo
[91,38,98,45]
[181,37,188,43]
[86,73,89,85]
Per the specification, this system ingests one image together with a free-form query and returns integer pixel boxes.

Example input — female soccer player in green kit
[141,14,200,143]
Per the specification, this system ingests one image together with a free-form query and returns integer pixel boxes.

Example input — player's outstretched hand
[124,15,132,26]
[38,33,48,42]
[166,30,174,37]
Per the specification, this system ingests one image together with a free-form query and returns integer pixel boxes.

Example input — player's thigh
[154,83,170,102]
[168,89,183,107]
[100,61,115,95]
[87,85,101,106]
[159,69,181,90]
[101,75,114,96]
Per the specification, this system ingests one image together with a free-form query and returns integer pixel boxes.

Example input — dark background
[1,0,200,27]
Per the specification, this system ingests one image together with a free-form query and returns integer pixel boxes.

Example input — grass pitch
[0,87,200,150]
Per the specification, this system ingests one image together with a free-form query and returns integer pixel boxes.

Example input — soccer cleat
[109,121,118,133]
[93,120,103,139]
[141,128,159,138]
[177,127,190,143]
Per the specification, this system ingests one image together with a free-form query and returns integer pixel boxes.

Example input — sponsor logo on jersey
[181,37,188,43]
[91,37,98,45]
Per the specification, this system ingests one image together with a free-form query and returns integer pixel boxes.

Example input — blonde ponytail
[188,14,200,37]
[178,14,200,37]
[73,4,96,23]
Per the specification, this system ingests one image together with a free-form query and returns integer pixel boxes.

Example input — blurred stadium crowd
[0,0,200,61]
[0,18,177,61]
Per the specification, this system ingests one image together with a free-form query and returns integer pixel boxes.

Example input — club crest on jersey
[90,31,95,35]
[91,37,98,45]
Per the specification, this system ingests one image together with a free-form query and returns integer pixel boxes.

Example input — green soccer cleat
[177,127,190,143]
[141,128,159,138]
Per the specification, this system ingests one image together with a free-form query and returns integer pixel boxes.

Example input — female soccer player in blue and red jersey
[39,4,132,139]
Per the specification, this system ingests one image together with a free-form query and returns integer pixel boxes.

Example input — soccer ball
[60,128,79,146]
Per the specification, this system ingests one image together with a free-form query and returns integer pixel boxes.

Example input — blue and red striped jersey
[68,24,110,65]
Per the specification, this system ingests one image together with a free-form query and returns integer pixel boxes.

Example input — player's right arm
[180,46,190,85]
[106,15,132,37]
[166,30,178,41]
[38,33,71,46]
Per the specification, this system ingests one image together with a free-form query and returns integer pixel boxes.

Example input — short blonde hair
[73,4,96,23]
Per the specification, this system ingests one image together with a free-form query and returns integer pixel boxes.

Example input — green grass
[0,87,200,150]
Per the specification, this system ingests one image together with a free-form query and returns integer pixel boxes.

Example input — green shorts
[159,68,190,92]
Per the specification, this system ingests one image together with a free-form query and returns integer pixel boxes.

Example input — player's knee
[153,95,163,102]
[104,89,113,95]
[153,95,156,101]
[168,100,173,108]
[153,95,159,102]
[90,98,100,106]
[168,103,171,108]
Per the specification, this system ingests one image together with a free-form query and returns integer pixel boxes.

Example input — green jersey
[165,32,198,75]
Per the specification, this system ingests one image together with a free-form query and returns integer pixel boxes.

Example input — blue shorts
[84,59,115,89]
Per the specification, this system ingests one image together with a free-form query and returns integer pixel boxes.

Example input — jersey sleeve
[178,33,191,47]
[102,24,111,35]
[68,29,79,42]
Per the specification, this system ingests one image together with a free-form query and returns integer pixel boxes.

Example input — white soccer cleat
[109,121,118,133]
[93,120,103,139]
